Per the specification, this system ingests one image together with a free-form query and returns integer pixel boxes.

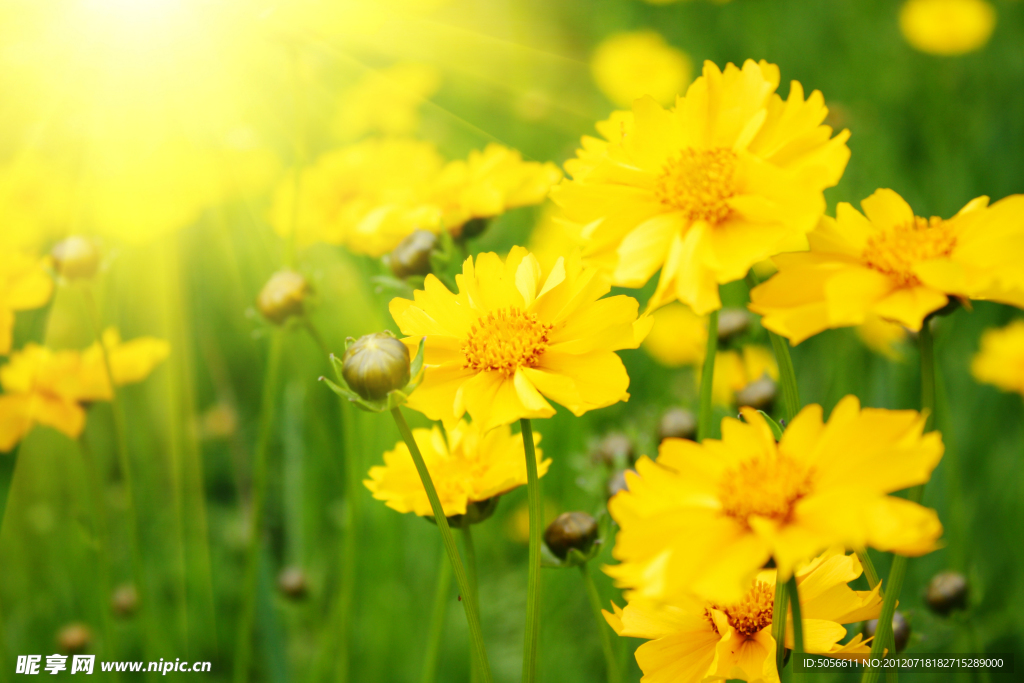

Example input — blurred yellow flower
[972,320,1024,396]
[334,63,440,140]
[642,302,707,367]
[900,0,996,56]
[590,31,692,108]
[390,247,651,432]
[706,345,778,406]
[0,157,73,251]
[365,419,549,517]
[607,397,943,603]
[527,208,585,274]
[856,314,909,361]
[79,328,171,397]
[750,190,1024,344]
[0,252,54,355]
[430,143,562,234]
[605,549,881,683]
[553,60,851,314]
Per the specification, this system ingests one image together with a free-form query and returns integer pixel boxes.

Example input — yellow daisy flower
[0,251,53,355]
[604,548,881,683]
[590,31,692,108]
[749,189,1024,344]
[333,63,440,140]
[900,0,996,56]
[389,247,651,432]
[606,397,943,603]
[552,59,851,314]
[972,320,1024,397]
[365,418,549,517]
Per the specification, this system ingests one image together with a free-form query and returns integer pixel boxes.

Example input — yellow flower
[749,190,1024,344]
[333,63,440,140]
[900,0,996,56]
[79,328,172,397]
[590,31,692,108]
[856,314,909,361]
[606,396,943,603]
[270,138,443,257]
[972,320,1024,396]
[0,251,53,355]
[642,303,707,367]
[389,247,651,432]
[0,157,73,251]
[430,144,562,234]
[365,419,549,517]
[604,548,881,683]
[552,59,851,315]
[527,208,585,274]
[706,346,778,407]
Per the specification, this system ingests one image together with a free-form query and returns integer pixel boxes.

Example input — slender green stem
[234,330,285,683]
[697,310,720,441]
[748,270,801,423]
[857,550,881,591]
[919,322,936,431]
[771,575,789,676]
[391,408,493,683]
[787,575,805,658]
[580,563,621,683]
[520,418,542,683]
[462,527,481,683]
[421,550,452,683]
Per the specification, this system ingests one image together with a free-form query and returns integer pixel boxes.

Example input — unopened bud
[430,496,500,529]
[342,332,411,401]
[385,230,436,279]
[592,432,634,468]
[659,407,696,442]
[544,511,598,560]
[735,375,777,410]
[111,584,139,617]
[51,236,100,280]
[864,611,910,653]
[257,269,309,325]
[277,566,308,600]
[607,469,633,498]
[716,308,750,342]
[57,623,92,653]
[926,571,968,616]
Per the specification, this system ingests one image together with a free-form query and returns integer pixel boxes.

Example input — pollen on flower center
[462,307,554,377]
[655,147,739,225]
[705,580,775,637]
[718,454,813,524]
[862,217,958,287]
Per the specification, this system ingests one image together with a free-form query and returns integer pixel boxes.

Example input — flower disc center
[719,453,812,524]
[462,307,553,377]
[655,147,738,225]
[862,217,957,287]
[706,580,775,637]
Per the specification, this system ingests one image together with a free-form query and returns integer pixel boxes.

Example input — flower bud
[257,269,309,325]
[111,583,139,617]
[342,332,411,401]
[544,511,598,560]
[385,230,437,279]
[277,566,308,600]
[864,611,910,653]
[926,571,968,616]
[591,432,634,468]
[430,496,500,529]
[607,469,634,498]
[716,307,750,342]
[659,407,696,442]
[735,375,777,410]
[51,236,100,280]
[57,623,92,653]
[459,217,489,239]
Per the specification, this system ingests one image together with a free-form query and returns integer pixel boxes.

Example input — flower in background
[527,208,585,273]
[750,190,1024,344]
[857,314,909,361]
[0,251,53,355]
[79,328,171,398]
[706,345,777,407]
[605,549,881,683]
[333,63,441,140]
[971,320,1024,397]
[390,247,651,432]
[642,302,707,367]
[0,157,73,251]
[429,143,562,235]
[590,31,692,108]
[553,60,851,314]
[607,397,943,603]
[900,0,996,56]
[365,419,548,517]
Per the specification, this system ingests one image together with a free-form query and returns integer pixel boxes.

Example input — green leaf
[757,410,784,440]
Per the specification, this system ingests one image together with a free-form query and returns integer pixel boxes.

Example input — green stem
[697,310,720,441]
[862,555,908,683]
[919,322,936,431]
[580,563,621,683]
[391,408,493,683]
[771,574,789,676]
[520,418,542,683]
[234,330,284,683]
[787,575,804,659]
[856,550,881,591]
[747,270,800,423]
[463,526,480,683]
[420,550,452,683]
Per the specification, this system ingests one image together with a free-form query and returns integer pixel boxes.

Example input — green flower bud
[277,566,308,600]
[385,230,437,279]
[257,269,309,325]
[659,407,696,442]
[735,375,777,411]
[544,511,598,560]
[716,307,750,342]
[51,236,100,280]
[864,611,910,653]
[592,432,634,468]
[428,496,500,529]
[342,332,411,401]
[926,571,968,616]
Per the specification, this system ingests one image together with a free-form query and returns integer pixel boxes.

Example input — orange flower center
[706,580,775,637]
[862,217,958,287]
[655,147,738,225]
[718,453,813,524]
[462,307,553,377]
